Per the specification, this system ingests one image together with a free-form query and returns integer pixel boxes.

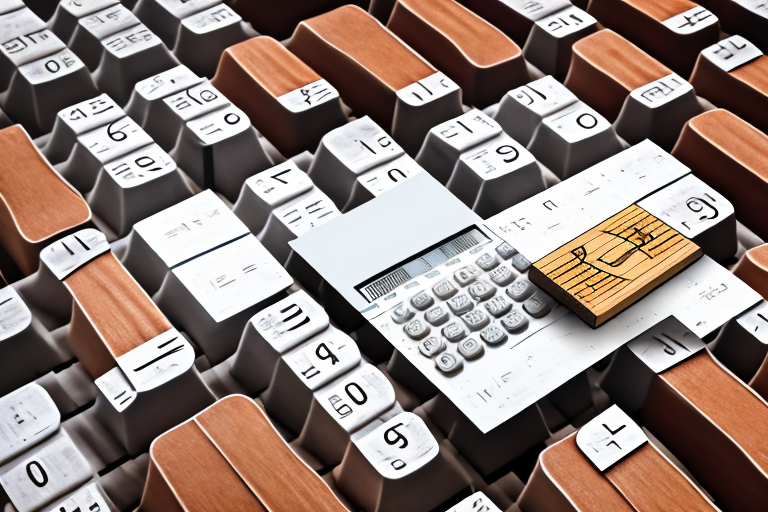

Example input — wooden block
[136,395,349,512]
[587,0,719,76]
[387,0,528,107]
[0,125,91,276]
[529,204,702,327]
[732,244,768,301]
[565,29,672,121]
[672,109,768,241]
[211,36,347,157]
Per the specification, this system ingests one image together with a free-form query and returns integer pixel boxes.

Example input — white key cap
[155,234,293,364]
[392,71,463,156]
[523,6,598,80]
[258,187,341,264]
[121,189,249,294]
[93,23,179,105]
[133,0,219,48]
[447,133,545,219]
[527,101,624,179]
[173,4,249,78]
[0,8,46,42]
[494,75,578,146]
[298,364,396,465]
[712,301,768,383]
[699,35,762,73]
[41,481,115,512]
[57,115,153,192]
[153,79,229,150]
[0,384,59,466]
[262,329,361,435]
[232,160,313,235]
[335,411,468,512]
[343,153,424,212]
[88,143,192,237]
[2,48,97,136]
[43,93,123,164]
[0,0,24,15]
[171,103,273,201]
[230,290,330,394]
[0,29,65,91]
[124,64,202,130]
[0,289,62,396]
[448,492,502,512]
[47,0,119,43]
[0,430,92,512]
[416,109,503,185]
[308,116,405,208]
[69,4,141,70]
[638,174,737,262]
[575,405,647,471]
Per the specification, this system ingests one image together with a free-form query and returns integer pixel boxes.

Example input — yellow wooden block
[529,205,702,328]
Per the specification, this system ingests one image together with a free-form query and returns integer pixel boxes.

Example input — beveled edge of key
[289,4,437,92]
[148,395,350,512]
[0,125,91,243]
[213,36,322,98]
[389,0,523,68]
[733,244,768,302]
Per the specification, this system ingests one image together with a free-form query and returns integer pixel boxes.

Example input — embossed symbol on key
[530,205,702,327]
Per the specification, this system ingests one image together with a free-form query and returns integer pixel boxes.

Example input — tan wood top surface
[571,30,672,92]
[661,351,768,472]
[0,125,90,243]
[64,252,171,359]
[730,56,768,98]
[392,0,521,66]
[213,36,321,98]
[293,5,435,91]
[623,0,699,21]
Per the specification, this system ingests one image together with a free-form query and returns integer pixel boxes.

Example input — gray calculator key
[475,252,499,271]
[403,319,430,340]
[391,303,415,324]
[432,279,458,300]
[501,310,529,334]
[461,309,491,331]
[507,278,537,302]
[512,253,531,272]
[419,336,445,358]
[468,281,496,302]
[410,291,434,311]
[480,325,508,346]
[458,337,484,360]
[453,265,477,286]
[447,293,474,315]
[524,292,555,318]
[496,242,518,260]
[488,265,516,287]
[424,305,449,326]
[435,352,463,374]
[484,296,512,318]
[442,321,467,343]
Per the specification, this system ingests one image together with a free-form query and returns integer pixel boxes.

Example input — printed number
[26,461,48,488]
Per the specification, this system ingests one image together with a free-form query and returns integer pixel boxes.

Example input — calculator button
[488,265,516,286]
[524,292,555,318]
[485,296,512,318]
[480,325,508,346]
[496,242,518,259]
[454,265,477,286]
[410,291,434,311]
[435,352,463,374]
[461,309,491,331]
[475,252,499,271]
[418,336,445,358]
[501,310,529,334]
[432,279,458,300]
[468,281,496,302]
[447,293,474,315]
[507,278,537,302]
[458,337,484,360]
[391,303,415,324]
[442,321,467,342]
[403,319,430,340]
[424,305,450,326]
[512,253,531,272]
